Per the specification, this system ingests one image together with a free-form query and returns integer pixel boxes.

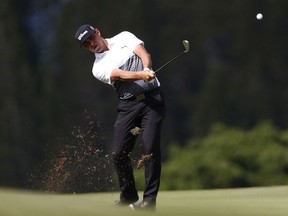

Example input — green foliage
[161,121,288,190]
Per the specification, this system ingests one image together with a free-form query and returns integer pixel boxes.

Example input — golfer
[75,24,165,211]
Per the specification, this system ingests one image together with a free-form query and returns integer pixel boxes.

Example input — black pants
[111,90,165,202]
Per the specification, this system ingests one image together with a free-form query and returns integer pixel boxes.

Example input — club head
[182,40,190,53]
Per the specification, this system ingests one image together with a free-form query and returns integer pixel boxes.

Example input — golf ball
[256,13,263,20]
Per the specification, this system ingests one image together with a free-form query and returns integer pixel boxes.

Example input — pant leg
[141,92,166,200]
[111,101,140,202]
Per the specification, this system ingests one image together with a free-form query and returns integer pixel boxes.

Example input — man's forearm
[141,53,152,69]
[110,68,155,82]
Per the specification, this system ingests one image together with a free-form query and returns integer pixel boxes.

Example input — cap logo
[78,30,88,41]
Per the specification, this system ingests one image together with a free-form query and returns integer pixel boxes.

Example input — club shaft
[155,51,186,73]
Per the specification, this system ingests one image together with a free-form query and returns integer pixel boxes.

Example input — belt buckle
[136,94,146,101]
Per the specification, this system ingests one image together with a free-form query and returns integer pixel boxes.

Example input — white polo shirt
[91,31,160,99]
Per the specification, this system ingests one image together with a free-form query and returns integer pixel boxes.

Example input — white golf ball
[256,13,263,20]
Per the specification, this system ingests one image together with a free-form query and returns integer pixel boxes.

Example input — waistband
[120,87,161,102]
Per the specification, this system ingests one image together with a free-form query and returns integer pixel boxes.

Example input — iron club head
[182,40,190,53]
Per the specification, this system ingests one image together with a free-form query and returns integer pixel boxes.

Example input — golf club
[155,40,190,73]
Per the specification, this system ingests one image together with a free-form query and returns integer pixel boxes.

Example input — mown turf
[0,186,288,216]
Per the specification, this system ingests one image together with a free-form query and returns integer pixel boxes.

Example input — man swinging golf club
[75,24,166,211]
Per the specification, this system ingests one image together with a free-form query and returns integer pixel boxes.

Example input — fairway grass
[0,186,288,216]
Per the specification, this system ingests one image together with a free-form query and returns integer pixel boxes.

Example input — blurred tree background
[1,0,288,191]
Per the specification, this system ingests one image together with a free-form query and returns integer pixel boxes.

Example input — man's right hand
[142,69,155,82]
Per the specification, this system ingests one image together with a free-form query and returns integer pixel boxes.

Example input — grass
[0,186,288,216]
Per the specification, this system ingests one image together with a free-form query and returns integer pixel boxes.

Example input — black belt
[120,87,161,102]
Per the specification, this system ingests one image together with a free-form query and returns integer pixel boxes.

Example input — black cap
[75,24,95,47]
